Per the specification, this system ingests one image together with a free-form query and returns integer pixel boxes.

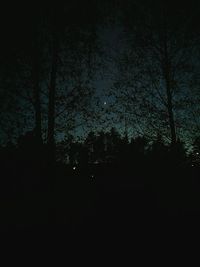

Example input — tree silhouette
[110,0,200,144]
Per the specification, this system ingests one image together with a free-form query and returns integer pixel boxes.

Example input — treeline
[2,127,200,169]
[57,130,171,165]
[55,128,200,167]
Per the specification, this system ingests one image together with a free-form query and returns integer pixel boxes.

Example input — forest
[1,0,200,238]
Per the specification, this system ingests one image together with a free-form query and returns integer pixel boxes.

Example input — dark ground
[0,161,200,259]
[1,161,200,229]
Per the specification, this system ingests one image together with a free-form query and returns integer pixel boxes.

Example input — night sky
[0,0,200,147]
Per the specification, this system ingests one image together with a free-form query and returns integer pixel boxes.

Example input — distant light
[196,152,199,155]
[91,175,95,179]
[104,101,107,105]
[192,164,194,167]
[73,166,76,170]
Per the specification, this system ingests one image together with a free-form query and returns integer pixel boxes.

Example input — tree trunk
[165,74,177,145]
[163,38,177,145]
[33,33,42,144]
[47,30,58,161]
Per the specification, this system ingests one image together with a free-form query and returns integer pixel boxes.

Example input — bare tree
[110,0,200,144]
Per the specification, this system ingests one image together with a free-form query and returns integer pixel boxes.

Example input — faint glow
[192,164,194,167]
[196,152,199,155]
[91,175,95,179]
[104,101,107,105]
[73,166,76,170]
